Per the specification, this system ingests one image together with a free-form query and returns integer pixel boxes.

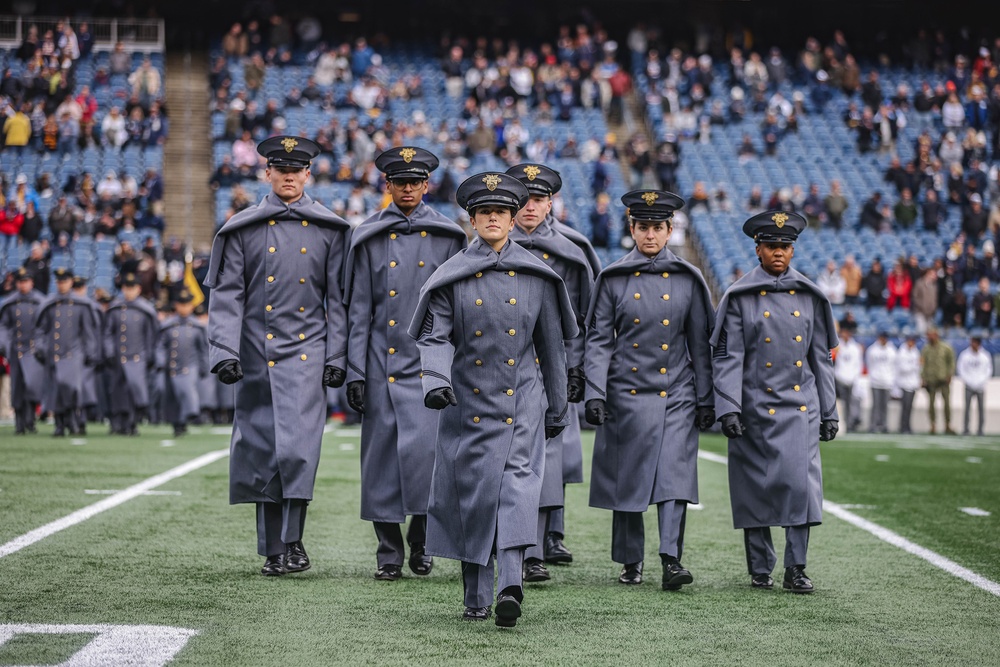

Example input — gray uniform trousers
[869,388,890,433]
[744,525,810,574]
[256,500,308,557]
[462,547,525,609]
[373,515,427,568]
[964,387,985,435]
[899,390,915,433]
[611,500,687,564]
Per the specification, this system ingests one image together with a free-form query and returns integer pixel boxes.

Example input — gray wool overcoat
[0,289,45,408]
[103,296,159,411]
[33,293,98,412]
[159,315,209,424]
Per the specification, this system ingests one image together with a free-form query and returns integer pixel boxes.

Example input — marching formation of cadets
[0,135,842,629]
[0,268,231,439]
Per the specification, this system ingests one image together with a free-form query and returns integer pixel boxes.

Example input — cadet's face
[631,220,672,257]
[471,206,514,251]
[386,178,428,214]
[17,280,33,294]
[122,284,141,300]
[56,278,72,294]
[176,302,195,317]
[267,166,309,203]
[757,242,794,275]
[515,195,552,234]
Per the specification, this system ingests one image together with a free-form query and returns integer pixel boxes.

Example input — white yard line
[0,449,229,559]
[697,449,1000,598]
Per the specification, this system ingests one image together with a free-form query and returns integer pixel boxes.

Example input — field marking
[71,438,87,446]
[697,450,1000,598]
[160,439,175,447]
[875,454,891,462]
[84,489,183,496]
[0,449,228,559]
[959,507,991,517]
[966,456,983,464]
[0,623,197,667]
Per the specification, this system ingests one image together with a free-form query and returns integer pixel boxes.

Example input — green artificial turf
[0,424,997,666]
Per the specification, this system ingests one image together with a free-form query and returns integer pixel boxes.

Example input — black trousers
[255,500,308,557]
[372,515,427,567]
[611,501,687,564]
[743,525,810,575]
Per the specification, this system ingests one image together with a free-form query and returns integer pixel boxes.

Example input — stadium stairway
[164,51,215,247]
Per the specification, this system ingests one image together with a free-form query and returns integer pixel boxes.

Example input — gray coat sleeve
[686,284,714,407]
[346,243,372,382]
[325,229,349,370]
[583,278,615,402]
[208,235,245,370]
[712,296,745,417]
[416,286,455,396]
[564,265,587,369]
[808,298,839,422]
[535,278,569,427]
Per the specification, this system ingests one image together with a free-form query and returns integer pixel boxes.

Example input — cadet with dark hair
[409,172,578,628]
[205,136,351,577]
[0,268,44,434]
[710,211,839,593]
[584,189,715,591]
[344,147,467,581]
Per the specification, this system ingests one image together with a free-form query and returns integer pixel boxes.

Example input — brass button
[389,290,396,297]
[420,231,427,237]
[662,272,669,278]
[795,335,802,342]
[388,376,395,383]
[659,368,666,374]
[300,278,306,284]
[475,330,482,337]
[475,359,483,366]
[634,271,640,276]
[794,385,801,391]
[789,290,796,295]
[506,389,513,396]
[508,271,515,276]
[769,409,776,415]
[800,405,807,411]
[418,261,425,267]
[473,388,480,394]
[659,391,667,397]
[766,387,773,393]
[765,338,771,343]
[661,344,668,351]
[630,389,637,395]
[267,276,275,282]
[269,219,275,225]
[302,220,308,226]
[269,246,276,253]
[764,311,770,318]
[634,318,641,324]
[267,333,274,340]
[760,290,767,296]
[389,347,396,354]
[266,305,273,311]
[390,261,397,268]
[507,359,515,366]
[299,334,306,340]
[508,329,516,336]
[301,354,308,361]
[300,247,307,254]
[634,293,641,300]
[505,417,513,425]
[475,299,483,306]
[54,333,60,340]
[268,360,275,367]
[389,320,396,327]
[390,233,397,240]
[633,343,639,348]
[662,294,669,301]
[475,272,482,278]
[662,319,670,326]
[473,416,480,423]
[631,367,638,372]
[299,307,305,312]
[796,360,803,367]
[543,253,550,259]
[766,362,772,368]
[793,310,800,317]
[509,298,516,305]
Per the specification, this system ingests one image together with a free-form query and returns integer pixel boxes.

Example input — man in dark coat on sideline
[710,211,839,593]
[344,147,467,581]
[205,136,350,576]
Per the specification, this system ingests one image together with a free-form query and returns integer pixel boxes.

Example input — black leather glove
[820,420,839,442]
[545,423,566,439]
[323,365,345,388]
[146,359,156,372]
[695,406,716,432]
[720,412,744,439]
[213,359,243,385]
[567,367,586,403]
[585,398,606,425]
[347,380,365,414]
[424,387,458,410]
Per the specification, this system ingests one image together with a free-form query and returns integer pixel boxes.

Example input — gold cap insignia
[399,147,416,163]
[482,174,503,192]
[523,165,541,181]
[642,192,659,206]
[772,212,789,228]
[281,137,298,153]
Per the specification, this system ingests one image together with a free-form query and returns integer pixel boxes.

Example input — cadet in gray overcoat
[159,289,208,436]
[584,190,715,591]
[33,269,99,436]
[205,136,350,577]
[344,147,467,581]
[103,273,159,436]
[710,211,839,594]
[0,269,45,434]
[505,163,594,581]
[409,172,578,628]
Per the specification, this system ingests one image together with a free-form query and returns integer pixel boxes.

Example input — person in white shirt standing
[834,326,864,432]
[894,334,922,434]
[956,336,993,436]
[865,331,897,433]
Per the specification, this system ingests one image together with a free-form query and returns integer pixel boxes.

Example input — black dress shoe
[783,565,814,594]
[260,553,287,576]
[374,564,402,581]
[661,556,693,591]
[495,593,522,628]
[408,543,433,575]
[523,558,551,582]
[462,606,491,621]
[544,532,573,564]
[285,541,310,573]
[751,574,774,589]
[618,561,643,585]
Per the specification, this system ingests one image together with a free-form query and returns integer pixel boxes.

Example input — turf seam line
[0,449,229,559]
[696,450,1000,599]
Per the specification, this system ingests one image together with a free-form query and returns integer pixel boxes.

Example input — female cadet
[584,190,715,591]
[408,172,578,628]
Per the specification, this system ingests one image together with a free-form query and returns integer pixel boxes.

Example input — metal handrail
[0,15,164,52]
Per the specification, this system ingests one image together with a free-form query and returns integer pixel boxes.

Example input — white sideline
[697,450,1000,598]
[0,449,229,559]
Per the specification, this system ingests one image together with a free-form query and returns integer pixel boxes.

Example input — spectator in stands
[964,193,989,240]
[9,174,40,214]
[893,188,919,229]
[941,90,966,131]
[823,180,849,230]
[982,240,1000,282]
[859,191,888,231]
[971,277,994,329]
[911,267,939,334]
[129,58,162,109]
[737,133,757,161]
[761,111,780,156]
[351,37,376,80]
[231,130,258,176]
[23,242,49,294]
[956,243,983,285]
[0,200,23,256]
[818,259,846,305]
[922,327,956,434]
[58,23,79,61]
[48,195,78,239]
[125,106,146,145]
[939,262,966,329]
[143,104,169,146]
[16,25,38,61]
[3,102,31,152]
[938,131,964,166]
[855,106,876,153]
[96,171,123,201]
[802,183,823,229]
[109,41,130,75]
[101,106,127,149]
[886,260,913,311]
[922,188,946,232]
[56,110,79,154]
[244,53,266,100]
[864,257,887,309]
[861,70,883,111]
[589,193,612,248]
[222,23,249,59]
